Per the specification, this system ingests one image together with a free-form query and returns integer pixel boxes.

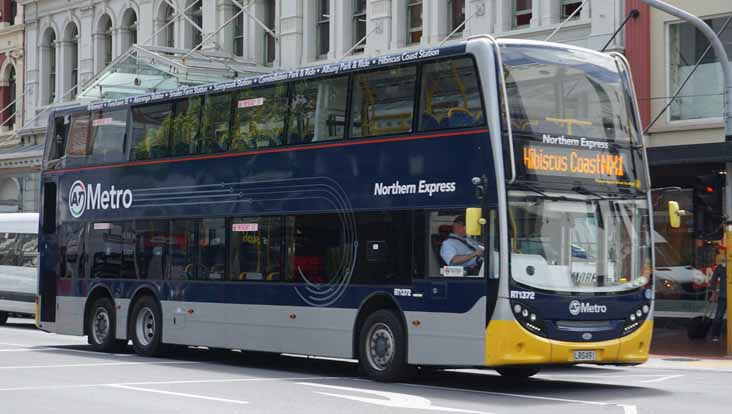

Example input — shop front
[649,144,731,356]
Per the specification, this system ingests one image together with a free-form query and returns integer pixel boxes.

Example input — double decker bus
[37,37,654,381]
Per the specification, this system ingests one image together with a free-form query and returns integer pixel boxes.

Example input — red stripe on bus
[45,128,490,174]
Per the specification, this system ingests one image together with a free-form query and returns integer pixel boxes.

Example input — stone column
[466,0,491,38]
[302,0,317,63]
[138,0,155,46]
[367,0,391,56]
[78,6,95,85]
[331,0,353,59]
[201,0,217,51]
[494,0,512,33]
[279,0,303,68]
[217,0,236,55]
[390,0,406,50]
[541,0,560,26]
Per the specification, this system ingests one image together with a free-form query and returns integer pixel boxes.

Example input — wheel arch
[83,284,114,336]
[352,292,408,360]
[126,284,161,338]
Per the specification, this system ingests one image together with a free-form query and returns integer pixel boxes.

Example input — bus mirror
[466,208,482,236]
[668,201,681,229]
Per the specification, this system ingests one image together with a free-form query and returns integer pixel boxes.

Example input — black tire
[87,297,125,352]
[129,296,165,357]
[358,309,411,382]
[496,366,541,380]
[0,311,8,325]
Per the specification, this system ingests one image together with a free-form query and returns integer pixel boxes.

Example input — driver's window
[426,209,486,278]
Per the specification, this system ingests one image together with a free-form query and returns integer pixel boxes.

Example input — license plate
[573,350,597,361]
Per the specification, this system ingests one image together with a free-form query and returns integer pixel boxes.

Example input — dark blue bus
[37,37,654,381]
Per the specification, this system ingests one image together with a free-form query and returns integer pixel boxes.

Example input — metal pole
[641,0,732,355]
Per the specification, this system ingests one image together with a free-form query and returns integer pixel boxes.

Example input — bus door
[38,178,58,324]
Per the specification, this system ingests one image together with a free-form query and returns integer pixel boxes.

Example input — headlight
[622,302,651,336]
[511,301,547,337]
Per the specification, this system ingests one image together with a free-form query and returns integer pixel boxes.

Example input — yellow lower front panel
[485,319,653,367]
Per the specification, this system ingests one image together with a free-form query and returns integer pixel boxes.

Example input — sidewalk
[644,355,732,372]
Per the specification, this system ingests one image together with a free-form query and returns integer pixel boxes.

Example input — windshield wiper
[510,182,549,197]
[571,185,609,199]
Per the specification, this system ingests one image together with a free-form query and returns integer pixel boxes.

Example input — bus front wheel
[358,309,411,382]
[495,366,541,380]
[130,296,164,357]
[87,297,125,352]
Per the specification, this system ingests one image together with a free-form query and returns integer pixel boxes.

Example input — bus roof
[0,213,39,234]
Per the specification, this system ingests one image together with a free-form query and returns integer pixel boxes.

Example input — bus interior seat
[445,108,477,128]
[430,224,453,267]
[421,113,441,130]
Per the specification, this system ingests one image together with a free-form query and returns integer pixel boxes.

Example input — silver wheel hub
[366,323,395,371]
[92,308,110,345]
[135,307,156,347]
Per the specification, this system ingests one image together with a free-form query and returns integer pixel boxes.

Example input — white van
[0,213,39,324]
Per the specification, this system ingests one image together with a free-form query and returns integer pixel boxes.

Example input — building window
[187,0,203,48]
[407,1,423,45]
[561,0,583,20]
[448,0,465,35]
[316,0,330,58]
[9,1,17,25]
[97,14,113,72]
[263,0,276,65]
[513,0,532,28]
[7,66,16,129]
[669,15,732,121]
[122,9,138,51]
[160,4,175,48]
[43,29,57,105]
[234,13,244,56]
[66,24,79,98]
[352,0,367,54]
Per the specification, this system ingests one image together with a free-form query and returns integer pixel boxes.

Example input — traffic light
[693,173,724,240]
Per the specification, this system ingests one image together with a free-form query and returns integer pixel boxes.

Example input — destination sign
[515,139,641,188]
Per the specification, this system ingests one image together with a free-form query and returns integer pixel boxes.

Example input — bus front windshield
[509,193,651,294]
[500,43,639,143]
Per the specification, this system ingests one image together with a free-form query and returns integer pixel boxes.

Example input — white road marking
[395,381,637,414]
[0,360,200,370]
[638,374,684,384]
[106,384,249,405]
[299,382,492,414]
[0,376,339,393]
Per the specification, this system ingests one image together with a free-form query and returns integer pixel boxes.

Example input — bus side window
[64,113,92,163]
[419,57,485,131]
[199,93,233,154]
[232,84,289,151]
[351,65,417,138]
[89,109,128,164]
[171,97,202,156]
[50,116,68,161]
[289,76,348,144]
[131,103,174,160]
[0,232,19,266]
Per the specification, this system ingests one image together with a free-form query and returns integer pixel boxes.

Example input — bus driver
[440,215,484,275]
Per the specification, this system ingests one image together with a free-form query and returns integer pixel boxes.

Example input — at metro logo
[568,300,607,316]
[68,180,133,218]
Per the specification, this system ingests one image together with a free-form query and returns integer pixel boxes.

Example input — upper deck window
[131,103,174,160]
[171,97,203,156]
[419,58,485,131]
[501,44,639,142]
[89,109,128,164]
[289,76,348,144]
[232,84,289,150]
[200,93,234,154]
[65,113,92,157]
[351,65,417,138]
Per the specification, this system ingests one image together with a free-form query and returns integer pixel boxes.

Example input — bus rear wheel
[0,311,7,325]
[495,366,541,380]
[358,309,411,382]
[87,297,125,352]
[130,296,164,357]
